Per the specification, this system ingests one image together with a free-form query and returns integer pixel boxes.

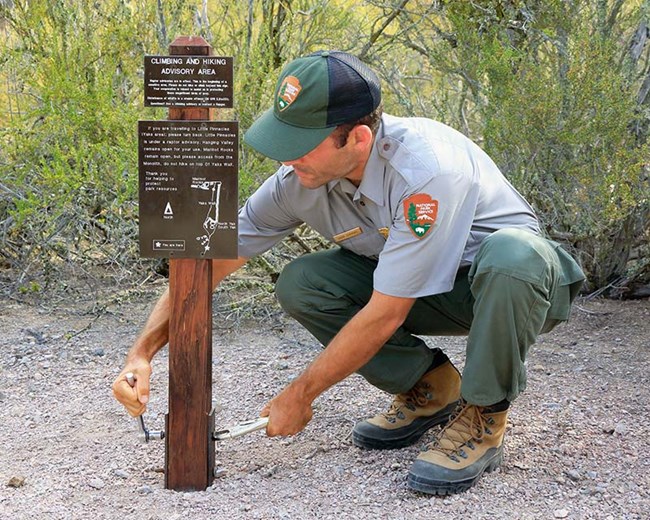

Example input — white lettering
[202,58,227,65]
[160,68,195,75]
[151,57,183,65]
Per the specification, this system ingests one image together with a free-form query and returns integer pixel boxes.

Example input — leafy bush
[373,1,650,293]
[0,0,170,287]
[1,0,648,296]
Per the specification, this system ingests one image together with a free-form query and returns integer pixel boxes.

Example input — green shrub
[1,0,648,295]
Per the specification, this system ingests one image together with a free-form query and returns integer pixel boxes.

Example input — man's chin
[296,177,324,190]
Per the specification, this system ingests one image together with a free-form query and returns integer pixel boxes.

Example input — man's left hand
[261,385,313,437]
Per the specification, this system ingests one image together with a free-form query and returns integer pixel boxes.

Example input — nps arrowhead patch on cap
[404,194,438,239]
[244,51,382,161]
[277,75,302,111]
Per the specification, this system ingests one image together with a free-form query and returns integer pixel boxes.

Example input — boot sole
[407,447,503,495]
[352,401,458,450]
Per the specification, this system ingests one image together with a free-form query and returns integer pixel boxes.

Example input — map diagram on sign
[191,179,222,254]
[138,120,238,259]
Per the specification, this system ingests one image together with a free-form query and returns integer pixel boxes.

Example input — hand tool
[125,372,165,442]
[124,373,268,442]
[213,417,269,441]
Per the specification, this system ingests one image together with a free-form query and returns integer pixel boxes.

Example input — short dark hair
[331,102,383,148]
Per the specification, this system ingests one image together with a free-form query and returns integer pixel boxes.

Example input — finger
[266,421,279,437]
[126,401,146,417]
[112,376,134,402]
[112,376,145,415]
[122,368,151,405]
[112,380,132,404]
[135,372,150,405]
[120,380,146,416]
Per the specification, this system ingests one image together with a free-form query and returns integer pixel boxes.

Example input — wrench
[124,372,164,442]
[124,372,266,442]
[213,417,269,441]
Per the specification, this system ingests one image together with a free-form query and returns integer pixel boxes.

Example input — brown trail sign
[138,35,238,491]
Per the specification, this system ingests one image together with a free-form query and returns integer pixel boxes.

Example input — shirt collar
[283,118,388,202]
[356,119,387,206]
[280,164,294,178]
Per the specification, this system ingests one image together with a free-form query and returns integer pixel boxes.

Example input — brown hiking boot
[352,361,461,450]
[408,401,508,495]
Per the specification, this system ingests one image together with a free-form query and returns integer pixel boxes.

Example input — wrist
[286,374,320,405]
[125,343,154,365]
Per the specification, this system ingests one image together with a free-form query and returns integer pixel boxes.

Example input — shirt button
[383,143,391,151]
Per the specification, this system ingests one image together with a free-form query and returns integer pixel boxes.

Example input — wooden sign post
[138,34,237,491]
[165,36,215,491]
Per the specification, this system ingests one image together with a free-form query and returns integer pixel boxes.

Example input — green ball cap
[244,51,381,162]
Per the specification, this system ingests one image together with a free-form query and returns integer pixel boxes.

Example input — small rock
[87,478,105,489]
[137,485,153,494]
[113,469,130,479]
[614,422,628,435]
[92,347,105,357]
[554,509,569,519]
[7,476,25,488]
[305,449,319,460]
[262,465,279,478]
[565,469,581,481]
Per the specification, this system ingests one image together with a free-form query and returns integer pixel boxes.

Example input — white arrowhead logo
[164,202,173,216]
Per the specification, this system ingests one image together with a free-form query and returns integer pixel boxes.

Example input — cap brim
[244,108,335,162]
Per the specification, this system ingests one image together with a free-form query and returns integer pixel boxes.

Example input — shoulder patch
[403,194,438,239]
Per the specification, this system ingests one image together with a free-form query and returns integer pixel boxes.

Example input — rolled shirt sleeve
[237,168,303,259]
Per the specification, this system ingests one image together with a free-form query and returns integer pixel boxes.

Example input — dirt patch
[0,288,648,519]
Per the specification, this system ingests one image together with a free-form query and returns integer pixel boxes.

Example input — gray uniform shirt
[238,114,540,298]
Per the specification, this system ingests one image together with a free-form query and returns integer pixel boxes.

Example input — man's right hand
[112,357,152,417]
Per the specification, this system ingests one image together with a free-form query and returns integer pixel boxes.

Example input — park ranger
[113,50,585,495]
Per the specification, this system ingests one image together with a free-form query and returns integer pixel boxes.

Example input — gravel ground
[0,285,649,520]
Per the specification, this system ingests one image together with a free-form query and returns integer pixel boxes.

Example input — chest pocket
[336,227,386,258]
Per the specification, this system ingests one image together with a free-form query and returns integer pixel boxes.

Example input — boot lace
[381,382,433,423]
[424,402,494,461]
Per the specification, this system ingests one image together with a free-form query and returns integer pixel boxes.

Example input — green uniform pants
[275,228,585,405]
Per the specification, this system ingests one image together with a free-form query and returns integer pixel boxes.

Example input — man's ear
[349,124,374,149]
